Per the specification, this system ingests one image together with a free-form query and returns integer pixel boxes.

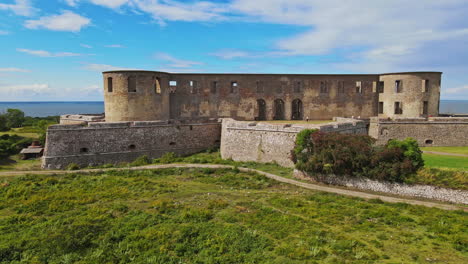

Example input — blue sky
[0,0,468,101]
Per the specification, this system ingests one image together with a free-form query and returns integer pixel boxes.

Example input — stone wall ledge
[294,170,468,205]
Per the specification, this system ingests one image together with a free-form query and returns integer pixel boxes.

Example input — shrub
[159,152,180,164]
[130,155,151,166]
[67,163,80,170]
[292,131,422,182]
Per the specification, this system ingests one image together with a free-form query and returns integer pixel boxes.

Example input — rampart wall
[220,118,368,167]
[369,117,468,146]
[42,120,221,169]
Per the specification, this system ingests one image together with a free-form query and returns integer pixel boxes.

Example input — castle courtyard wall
[42,120,221,169]
[220,118,368,167]
[369,117,468,146]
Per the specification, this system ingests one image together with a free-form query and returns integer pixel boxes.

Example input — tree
[0,114,8,131]
[5,108,25,128]
[36,120,50,146]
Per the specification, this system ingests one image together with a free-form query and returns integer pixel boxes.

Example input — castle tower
[103,71,171,122]
[377,72,441,118]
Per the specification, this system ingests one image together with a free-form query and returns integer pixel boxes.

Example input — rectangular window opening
[154,77,161,94]
[107,77,113,93]
[424,79,429,93]
[395,80,402,93]
[189,80,197,94]
[378,81,384,93]
[128,76,137,93]
[211,81,218,94]
[394,101,403,114]
[378,102,384,114]
[356,81,362,94]
[423,101,428,115]
[338,81,345,93]
[320,81,328,93]
[230,81,238,93]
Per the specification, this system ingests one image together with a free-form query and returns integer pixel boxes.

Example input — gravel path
[0,164,466,211]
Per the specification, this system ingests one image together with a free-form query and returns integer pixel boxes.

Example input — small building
[20,141,44,160]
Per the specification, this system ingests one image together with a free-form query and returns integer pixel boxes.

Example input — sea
[0,100,467,117]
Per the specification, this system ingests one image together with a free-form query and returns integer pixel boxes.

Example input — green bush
[0,134,33,158]
[67,163,80,170]
[292,131,423,182]
[130,155,152,166]
[158,152,180,164]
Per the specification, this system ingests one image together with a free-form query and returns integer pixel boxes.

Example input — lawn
[421,146,468,155]
[422,153,468,170]
[0,126,40,139]
[0,168,466,263]
[0,155,42,171]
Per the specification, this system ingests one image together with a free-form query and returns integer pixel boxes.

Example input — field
[0,168,467,263]
[421,146,468,155]
[0,127,41,139]
[422,154,468,170]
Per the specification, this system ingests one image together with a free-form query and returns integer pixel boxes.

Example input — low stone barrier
[294,170,468,205]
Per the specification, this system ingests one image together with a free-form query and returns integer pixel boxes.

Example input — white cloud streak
[104,44,125,48]
[0,67,30,73]
[0,83,53,94]
[17,48,84,57]
[84,63,138,72]
[24,11,91,32]
[155,52,203,68]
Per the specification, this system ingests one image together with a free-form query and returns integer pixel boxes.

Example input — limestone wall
[220,118,368,167]
[42,120,221,169]
[369,117,468,146]
[294,170,468,204]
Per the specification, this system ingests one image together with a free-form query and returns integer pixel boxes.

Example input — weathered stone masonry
[221,118,368,167]
[43,120,221,169]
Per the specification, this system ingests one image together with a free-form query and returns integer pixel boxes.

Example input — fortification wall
[369,117,468,146]
[59,114,105,125]
[220,118,368,167]
[42,120,221,169]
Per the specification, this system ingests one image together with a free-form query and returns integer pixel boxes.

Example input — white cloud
[17,48,84,57]
[0,83,53,95]
[24,11,91,32]
[64,0,80,7]
[80,84,103,94]
[104,44,125,48]
[0,0,36,16]
[0,30,9,35]
[132,0,228,25]
[90,0,129,8]
[80,43,93,48]
[155,52,203,68]
[0,67,30,73]
[84,63,138,72]
[210,49,252,59]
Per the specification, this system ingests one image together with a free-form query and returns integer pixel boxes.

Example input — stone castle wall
[369,117,468,146]
[220,118,368,167]
[42,120,221,169]
[103,71,442,122]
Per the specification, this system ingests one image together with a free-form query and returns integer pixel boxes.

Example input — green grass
[0,155,42,171]
[421,146,468,155]
[0,127,41,139]
[0,168,466,263]
[423,153,468,170]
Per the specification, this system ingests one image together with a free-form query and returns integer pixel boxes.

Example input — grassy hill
[0,168,466,263]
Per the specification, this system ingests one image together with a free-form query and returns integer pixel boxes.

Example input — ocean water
[0,100,467,117]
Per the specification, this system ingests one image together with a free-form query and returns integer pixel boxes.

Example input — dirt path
[423,151,468,157]
[0,164,466,211]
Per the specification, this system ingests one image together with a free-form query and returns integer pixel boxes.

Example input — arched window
[274,99,285,120]
[107,77,113,92]
[256,99,266,121]
[291,99,303,120]
[128,76,137,92]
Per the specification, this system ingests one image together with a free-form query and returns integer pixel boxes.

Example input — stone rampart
[220,118,368,167]
[294,170,468,204]
[42,120,221,169]
[369,117,468,146]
